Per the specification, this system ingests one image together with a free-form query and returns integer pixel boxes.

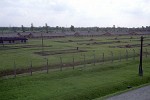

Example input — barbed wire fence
[0,48,146,78]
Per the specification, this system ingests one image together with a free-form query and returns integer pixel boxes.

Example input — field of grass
[0,57,150,100]
[0,35,149,73]
[0,35,150,100]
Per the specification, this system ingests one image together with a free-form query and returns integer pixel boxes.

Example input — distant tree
[96,27,99,32]
[21,25,25,32]
[88,28,90,33]
[70,25,75,32]
[12,27,17,32]
[56,26,59,32]
[31,23,34,32]
[62,27,65,32]
[45,23,48,33]
[56,26,59,30]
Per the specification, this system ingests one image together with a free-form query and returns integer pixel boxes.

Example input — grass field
[0,35,150,100]
[0,35,149,72]
[0,58,150,100]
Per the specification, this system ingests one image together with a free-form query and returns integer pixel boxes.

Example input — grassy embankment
[0,57,150,100]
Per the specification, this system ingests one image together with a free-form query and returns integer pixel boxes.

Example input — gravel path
[106,85,150,100]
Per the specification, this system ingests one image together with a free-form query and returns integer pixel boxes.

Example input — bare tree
[31,23,34,32]
[21,25,25,32]
[70,25,75,32]
[45,23,48,33]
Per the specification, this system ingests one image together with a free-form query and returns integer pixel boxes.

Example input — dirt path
[106,85,150,100]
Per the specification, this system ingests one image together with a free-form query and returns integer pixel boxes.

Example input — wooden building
[0,37,28,44]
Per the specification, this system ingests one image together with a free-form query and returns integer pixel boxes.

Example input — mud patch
[16,44,52,48]
[54,39,98,43]
[34,49,87,56]
[78,41,126,45]
[0,45,52,50]
[110,43,150,48]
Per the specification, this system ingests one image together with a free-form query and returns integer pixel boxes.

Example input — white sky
[0,0,150,27]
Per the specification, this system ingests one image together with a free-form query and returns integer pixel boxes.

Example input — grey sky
[0,0,150,27]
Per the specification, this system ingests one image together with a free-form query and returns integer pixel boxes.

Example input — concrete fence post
[30,60,32,76]
[133,49,135,60]
[102,53,104,63]
[93,51,96,66]
[145,48,148,58]
[84,54,86,67]
[14,60,16,78]
[119,51,121,62]
[126,50,128,61]
[60,57,63,71]
[111,51,113,63]
[46,58,48,74]
[72,56,75,69]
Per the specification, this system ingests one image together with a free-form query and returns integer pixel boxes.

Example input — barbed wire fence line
[0,48,148,78]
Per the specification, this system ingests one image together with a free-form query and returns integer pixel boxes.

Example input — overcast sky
[0,0,150,27]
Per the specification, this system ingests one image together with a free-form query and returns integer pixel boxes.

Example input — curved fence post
[84,54,86,67]
[30,60,32,76]
[126,50,128,61]
[111,51,113,63]
[60,56,63,71]
[93,51,96,66]
[102,53,104,63]
[145,48,148,58]
[14,60,16,78]
[72,56,75,69]
[46,58,48,74]
[119,51,121,62]
[133,49,135,60]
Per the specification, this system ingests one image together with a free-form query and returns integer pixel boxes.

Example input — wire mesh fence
[0,48,149,78]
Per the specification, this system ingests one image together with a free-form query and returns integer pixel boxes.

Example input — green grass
[0,35,149,71]
[0,35,150,100]
[0,58,150,100]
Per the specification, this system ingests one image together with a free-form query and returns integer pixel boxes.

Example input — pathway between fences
[106,85,150,100]
[0,49,149,78]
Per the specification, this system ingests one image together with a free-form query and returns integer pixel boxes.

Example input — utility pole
[139,36,143,76]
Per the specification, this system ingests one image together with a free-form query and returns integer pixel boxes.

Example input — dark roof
[31,32,66,37]
[0,33,18,37]
[0,37,28,41]
[101,32,112,36]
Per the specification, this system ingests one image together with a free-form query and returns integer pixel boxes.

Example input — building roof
[0,37,28,41]
[0,33,19,37]
[31,32,66,37]
[74,31,104,36]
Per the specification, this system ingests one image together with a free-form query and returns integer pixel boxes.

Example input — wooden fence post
[126,50,128,61]
[73,56,75,69]
[14,60,16,78]
[30,60,32,76]
[60,57,63,71]
[133,49,135,60]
